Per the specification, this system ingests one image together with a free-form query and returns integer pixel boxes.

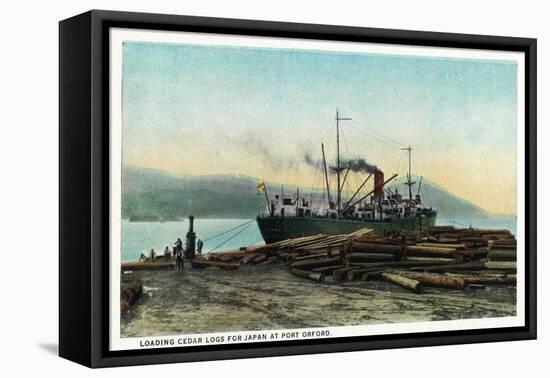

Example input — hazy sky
[121,41,518,215]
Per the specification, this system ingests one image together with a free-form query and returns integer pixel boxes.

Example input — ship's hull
[256,214,437,244]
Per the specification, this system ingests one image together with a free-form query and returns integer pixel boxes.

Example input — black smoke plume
[304,153,317,167]
[305,153,380,174]
[333,158,380,173]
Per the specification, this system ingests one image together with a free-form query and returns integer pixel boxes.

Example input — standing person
[164,246,171,257]
[175,238,183,253]
[149,248,156,261]
[176,249,184,271]
[197,239,203,254]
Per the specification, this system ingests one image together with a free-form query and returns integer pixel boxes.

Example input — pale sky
[121,41,518,215]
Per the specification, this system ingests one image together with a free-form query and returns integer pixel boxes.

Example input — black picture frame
[59,9,537,368]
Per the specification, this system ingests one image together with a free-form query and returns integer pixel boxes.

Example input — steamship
[256,110,437,244]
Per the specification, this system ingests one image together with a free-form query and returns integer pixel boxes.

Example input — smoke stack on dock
[186,215,196,259]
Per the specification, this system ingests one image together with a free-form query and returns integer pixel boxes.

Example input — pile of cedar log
[191,225,517,294]
[121,278,143,312]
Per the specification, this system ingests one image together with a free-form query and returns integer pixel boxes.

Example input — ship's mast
[401,146,416,202]
[321,143,332,208]
[336,109,351,214]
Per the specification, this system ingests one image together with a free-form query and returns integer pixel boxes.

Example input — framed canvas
[59,10,537,368]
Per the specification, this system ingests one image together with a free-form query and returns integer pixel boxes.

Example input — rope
[449,220,473,228]
[202,218,256,242]
[349,119,407,149]
[207,221,254,253]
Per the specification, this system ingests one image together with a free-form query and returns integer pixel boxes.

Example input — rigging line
[207,222,254,253]
[346,122,403,150]
[340,124,351,157]
[202,218,256,242]
[420,184,429,208]
[339,127,367,200]
[449,220,473,228]
[350,118,407,148]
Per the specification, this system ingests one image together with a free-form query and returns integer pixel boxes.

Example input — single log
[488,249,517,261]
[347,267,393,281]
[467,284,486,290]
[457,248,489,261]
[291,268,325,282]
[277,252,300,262]
[260,256,279,265]
[411,261,484,272]
[349,260,451,270]
[252,255,267,264]
[381,273,423,293]
[347,269,372,281]
[489,244,516,251]
[405,245,457,258]
[462,275,516,285]
[120,280,143,312]
[333,267,360,282]
[240,253,258,265]
[348,253,396,263]
[416,242,467,250]
[429,226,457,233]
[489,239,517,246]
[399,272,465,289]
[469,228,513,235]
[121,260,174,271]
[483,261,517,272]
[291,257,341,270]
[362,270,387,281]
[405,256,456,263]
[435,237,460,243]
[219,254,241,262]
[294,253,328,261]
[312,265,346,274]
[351,242,402,255]
[190,259,239,270]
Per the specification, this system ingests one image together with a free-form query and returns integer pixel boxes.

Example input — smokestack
[185,215,196,259]
[374,171,384,200]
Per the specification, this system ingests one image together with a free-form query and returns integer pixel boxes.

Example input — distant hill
[121,166,491,219]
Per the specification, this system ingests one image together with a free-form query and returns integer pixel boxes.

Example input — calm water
[121,218,265,261]
[121,216,517,262]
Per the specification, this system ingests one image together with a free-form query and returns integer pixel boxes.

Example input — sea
[120,216,517,262]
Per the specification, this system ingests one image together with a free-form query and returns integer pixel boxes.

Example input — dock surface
[121,265,515,337]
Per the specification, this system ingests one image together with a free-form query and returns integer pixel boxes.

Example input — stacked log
[291,257,341,270]
[178,224,518,295]
[348,253,396,263]
[121,279,143,313]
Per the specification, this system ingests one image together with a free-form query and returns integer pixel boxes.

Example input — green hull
[256,214,437,244]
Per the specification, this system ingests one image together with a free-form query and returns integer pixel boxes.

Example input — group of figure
[140,237,203,272]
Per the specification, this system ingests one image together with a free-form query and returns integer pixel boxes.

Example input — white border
[109,28,526,351]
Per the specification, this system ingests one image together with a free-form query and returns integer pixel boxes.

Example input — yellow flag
[256,181,266,193]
